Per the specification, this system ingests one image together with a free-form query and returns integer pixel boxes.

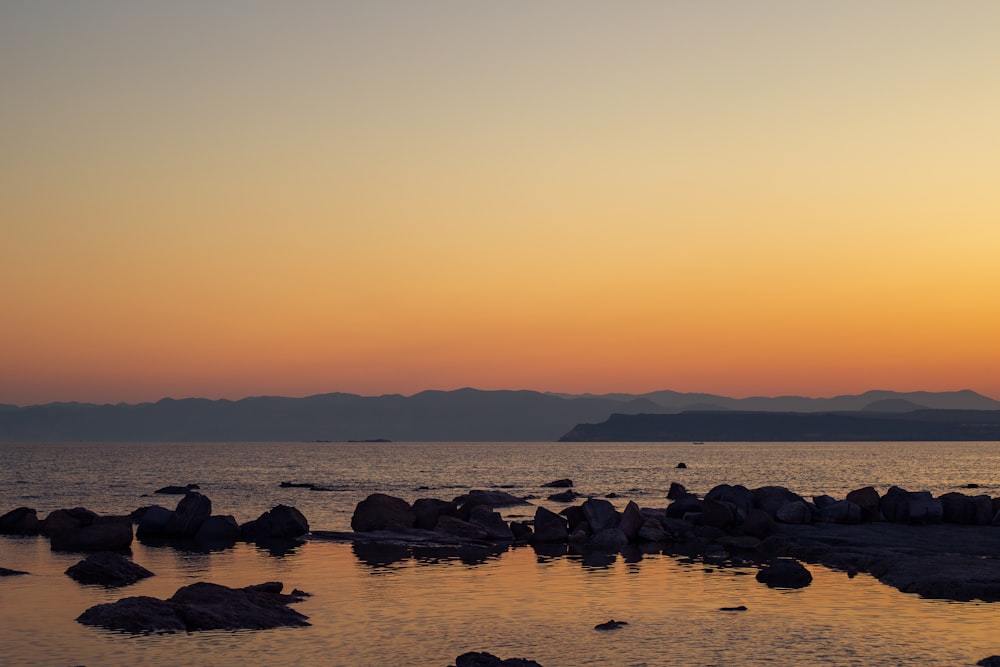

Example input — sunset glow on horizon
[3,2,999,406]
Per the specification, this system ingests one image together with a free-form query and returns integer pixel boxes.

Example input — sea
[1,440,999,667]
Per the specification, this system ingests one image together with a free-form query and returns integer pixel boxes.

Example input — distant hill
[559,409,1000,442]
[1,388,997,442]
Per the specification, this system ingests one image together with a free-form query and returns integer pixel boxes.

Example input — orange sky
[2,2,999,406]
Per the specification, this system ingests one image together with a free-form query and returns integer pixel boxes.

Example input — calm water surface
[1,441,999,666]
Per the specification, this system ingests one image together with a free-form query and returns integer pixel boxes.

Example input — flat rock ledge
[450,651,543,667]
[76,581,309,633]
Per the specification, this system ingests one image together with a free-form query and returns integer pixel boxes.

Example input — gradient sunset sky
[3,2,999,406]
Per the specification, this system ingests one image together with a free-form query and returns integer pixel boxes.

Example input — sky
[2,1,999,406]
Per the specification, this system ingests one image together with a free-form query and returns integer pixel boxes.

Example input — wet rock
[468,506,514,541]
[452,651,544,667]
[755,558,813,589]
[413,498,460,530]
[559,505,586,532]
[351,493,415,532]
[0,507,41,535]
[588,527,628,551]
[50,516,133,552]
[542,478,573,488]
[532,507,569,543]
[65,552,154,587]
[775,501,812,525]
[637,517,668,542]
[699,498,735,529]
[76,581,309,633]
[510,521,533,542]
[618,501,644,542]
[163,492,212,538]
[582,498,619,532]
[594,619,628,630]
[845,486,880,521]
[546,490,579,502]
[154,484,199,495]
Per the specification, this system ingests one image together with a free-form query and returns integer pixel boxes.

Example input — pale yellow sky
[2,1,999,405]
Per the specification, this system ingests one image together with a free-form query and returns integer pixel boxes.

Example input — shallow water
[2,441,1000,666]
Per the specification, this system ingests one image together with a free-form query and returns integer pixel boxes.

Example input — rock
[351,493,415,532]
[135,505,174,539]
[699,498,735,529]
[743,508,776,539]
[546,490,579,502]
[939,493,994,525]
[977,656,1000,667]
[705,484,753,522]
[50,516,134,552]
[588,527,628,551]
[510,521,533,542]
[542,478,573,488]
[65,552,154,587]
[453,651,544,667]
[666,493,702,519]
[154,484,200,495]
[775,501,812,525]
[719,605,748,611]
[755,558,813,589]
[1,567,28,576]
[594,619,628,630]
[77,581,309,633]
[667,482,687,500]
[637,517,668,542]
[194,515,241,547]
[532,507,569,543]
[752,486,807,518]
[582,498,619,532]
[434,515,490,541]
[812,494,837,510]
[817,500,862,525]
[468,506,514,541]
[245,505,309,542]
[618,501,644,542]
[559,505,586,532]
[454,490,527,511]
[908,492,943,525]
[163,492,212,537]
[676,462,687,469]
[413,498,459,530]
[845,486,881,521]
[0,507,41,535]
[42,508,98,536]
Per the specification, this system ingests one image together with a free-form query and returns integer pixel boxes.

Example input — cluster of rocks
[76,581,310,633]
[449,652,543,667]
[0,491,309,554]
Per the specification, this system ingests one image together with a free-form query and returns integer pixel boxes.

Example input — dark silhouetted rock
[706,484,752,521]
[700,498,735,529]
[752,486,807,518]
[546,490,579,502]
[453,651,544,667]
[582,498,619,532]
[194,515,241,547]
[676,462,687,469]
[469,506,514,541]
[594,619,628,630]
[154,484,200,495]
[76,581,309,633]
[163,492,212,537]
[743,508,776,539]
[588,527,628,551]
[1,567,28,576]
[542,478,573,488]
[939,492,994,525]
[135,505,174,539]
[454,490,528,511]
[666,493,702,519]
[977,656,1000,667]
[42,508,98,536]
[756,558,813,589]
[618,501,644,542]
[532,507,569,543]
[413,498,459,530]
[667,482,687,500]
[351,493,415,532]
[510,521,533,542]
[559,505,586,532]
[65,551,154,587]
[775,501,812,525]
[719,605,748,611]
[812,494,836,510]
[818,500,862,524]
[0,507,40,535]
[245,505,309,543]
[845,486,880,521]
[434,515,490,541]
[880,487,942,524]
[50,516,133,552]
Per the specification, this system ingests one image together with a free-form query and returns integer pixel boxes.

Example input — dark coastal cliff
[559,410,1000,442]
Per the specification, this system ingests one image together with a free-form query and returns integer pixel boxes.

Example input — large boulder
[453,651,544,667]
[135,505,175,539]
[65,551,154,587]
[755,558,813,589]
[468,506,514,541]
[0,507,41,535]
[587,527,628,552]
[412,498,459,530]
[666,493,702,519]
[699,498,735,529]
[582,498,619,532]
[939,493,994,525]
[434,515,490,541]
[50,516,134,552]
[532,507,569,543]
[817,500,862,524]
[775,501,812,525]
[880,487,942,524]
[163,492,212,538]
[618,501,644,542]
[667,482,687,500]
[742,508,776,539]
[194,515,241,547]
[752,486,807,518]
[637,518,668,542]
[351,493,415,532]
[42,508,98,536]
[845,486,881,521]
[705,484,753,522]
[244,505,309,542]
[77,581,310,633]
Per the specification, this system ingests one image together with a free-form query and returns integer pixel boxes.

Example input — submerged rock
[542,478,573,488]
[65,551,154,587]
[594,619,628,630]
[76,581,309,633]
[1,567,29,576]
[154,484,200,495]
[755,558,813,589]
[452,651,544,667]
